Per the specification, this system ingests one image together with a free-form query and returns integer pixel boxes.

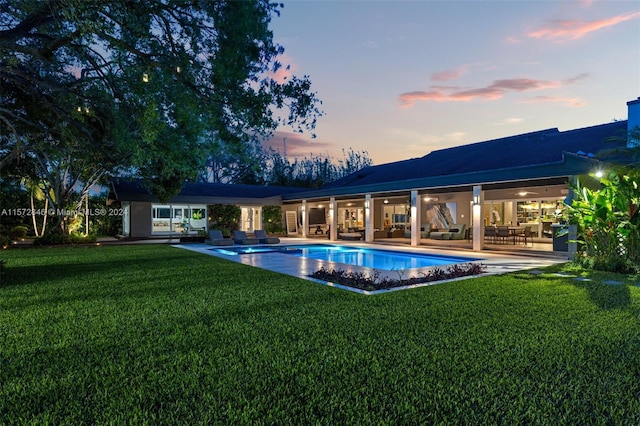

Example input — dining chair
[496,226,510,244]
[484,226,496,243]
[516,226,533,246]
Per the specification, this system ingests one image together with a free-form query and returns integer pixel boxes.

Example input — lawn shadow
[517,269,633,311]
[573,280,632,310]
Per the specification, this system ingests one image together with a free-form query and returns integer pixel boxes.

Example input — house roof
[283,120,627,201]
[110,179,307,204]
[112,120,628,204]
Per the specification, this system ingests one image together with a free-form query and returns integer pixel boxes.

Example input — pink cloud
[518,96,587,107]
[527,11,640,41]
[398,75,585,107]
[398,90,449,107]
[431,69,464,82]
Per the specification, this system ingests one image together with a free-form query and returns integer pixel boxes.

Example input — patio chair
[206,230,233,246]
[232,230,259,245]
[516,226,534,246]
[484,226,497,243]
[496,226,511,244]
[254,229,280,244]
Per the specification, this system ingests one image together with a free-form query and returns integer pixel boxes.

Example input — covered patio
[281,119,629,255]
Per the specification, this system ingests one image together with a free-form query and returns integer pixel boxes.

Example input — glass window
[154,207,171,219]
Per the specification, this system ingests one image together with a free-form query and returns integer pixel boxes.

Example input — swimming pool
[211,244,480,271]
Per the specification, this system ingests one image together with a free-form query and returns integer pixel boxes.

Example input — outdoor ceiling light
[383,199,389,204]
[423,196,439,202]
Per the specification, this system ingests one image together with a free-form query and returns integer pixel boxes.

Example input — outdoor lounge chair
[254,229,280,244]
[232,230,259,245]
[206,230,233,246]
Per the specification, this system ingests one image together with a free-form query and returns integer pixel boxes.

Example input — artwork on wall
[425,203,456,229]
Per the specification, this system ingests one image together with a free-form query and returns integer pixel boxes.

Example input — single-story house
[109,179,307,238]
[111,97,639,252]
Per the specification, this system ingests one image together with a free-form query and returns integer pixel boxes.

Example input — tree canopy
[1,0,322,232]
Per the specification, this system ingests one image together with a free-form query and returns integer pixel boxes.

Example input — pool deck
[176,237,567,294]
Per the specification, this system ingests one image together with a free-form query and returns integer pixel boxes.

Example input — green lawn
[1,245,639,424]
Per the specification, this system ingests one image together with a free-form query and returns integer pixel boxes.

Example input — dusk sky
[266,0,640,165]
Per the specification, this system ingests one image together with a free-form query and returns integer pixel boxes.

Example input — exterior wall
[628,97,640,145]
[130,202,152,238]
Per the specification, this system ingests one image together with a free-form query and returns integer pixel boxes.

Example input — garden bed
[310,262,486,291]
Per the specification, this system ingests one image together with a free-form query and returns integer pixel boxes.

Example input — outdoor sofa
[430,224,466,240]
[338,232,363,241]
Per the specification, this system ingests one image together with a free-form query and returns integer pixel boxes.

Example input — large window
[151,204,207,234]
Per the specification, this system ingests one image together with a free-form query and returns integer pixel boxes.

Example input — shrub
[208,204,241,236]
[263,205,284,234]
[8,225,29,240]
[577,255,638,275]
[33,232,97,246]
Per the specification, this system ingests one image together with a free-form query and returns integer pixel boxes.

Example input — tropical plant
[566,170,640,273]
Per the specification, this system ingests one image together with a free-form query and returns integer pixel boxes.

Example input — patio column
[329,197,338,241]
[410,190,420,247]
[365,194,373,242]
[472,185,484,252]
[301,200,307,238]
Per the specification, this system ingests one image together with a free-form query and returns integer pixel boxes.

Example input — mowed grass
[1,245,640,424]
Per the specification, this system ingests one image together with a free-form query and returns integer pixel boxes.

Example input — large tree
[0,0,321,233]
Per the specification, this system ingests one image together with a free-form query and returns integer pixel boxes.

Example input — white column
[329,198,338,241]
[301,200,307,238]
[410,190,420,247]
[472,186,484,252]
[365,194,373,242]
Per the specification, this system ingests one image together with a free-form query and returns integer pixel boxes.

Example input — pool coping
[175,240,567,295]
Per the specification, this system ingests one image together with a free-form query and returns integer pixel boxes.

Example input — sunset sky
[266,0,640,165]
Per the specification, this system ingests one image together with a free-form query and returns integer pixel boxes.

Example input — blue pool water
[212,244,480,270]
